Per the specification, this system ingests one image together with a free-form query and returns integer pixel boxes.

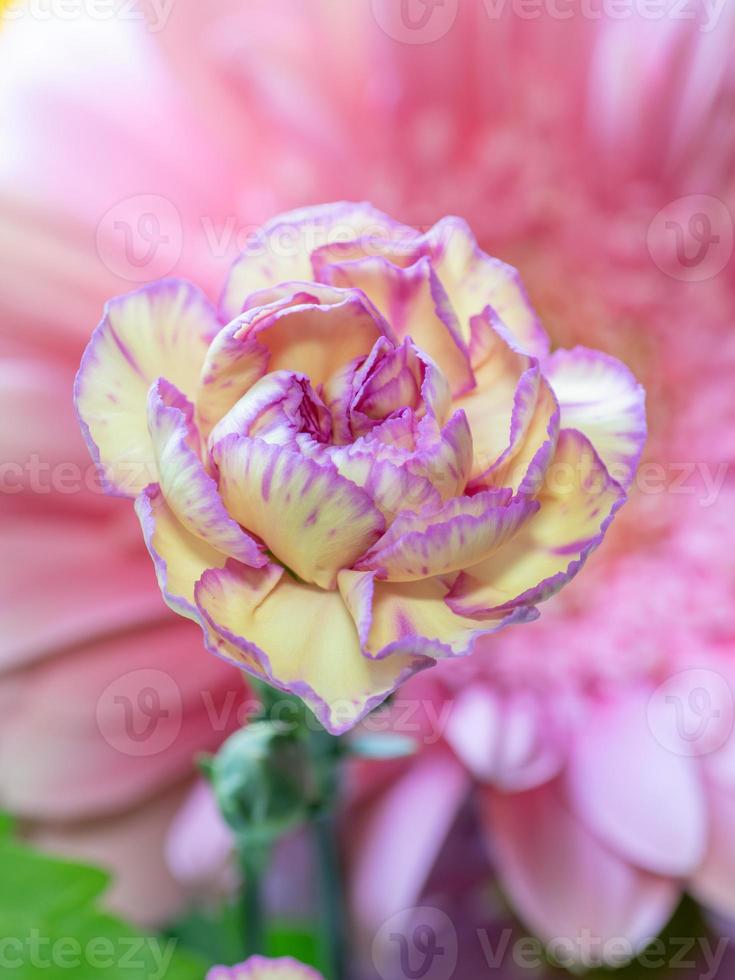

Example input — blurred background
[1,0,734,977]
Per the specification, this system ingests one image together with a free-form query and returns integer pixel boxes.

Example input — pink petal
[0,617,246,819]
[27,782,193,927]
[0,510,163,671]
[482,779,679,963]
[209,370,331,450]
[425,216,551,358]
[341,570,539,661]
[327,450,442,523]
[234,282,390,389]
[208,956,326,980]
[690,780,735,919]
[166,778,236,895]
[566,690,707,876]
[458,311,540,480]
[349,749,469,935]
[406,409,474,501]
[444,685,565,791]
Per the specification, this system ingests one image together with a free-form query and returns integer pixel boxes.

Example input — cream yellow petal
[448,430,625,615]
[428,217,550,357]
[147,379,265,567]
[212,436,384,589]
[544,347,647,490]
[317,256,474,396]
[196,564,430,734]
[75,280,218,496]
[134,485,228,622]
[221,202,412,319]
[338,571,536,660]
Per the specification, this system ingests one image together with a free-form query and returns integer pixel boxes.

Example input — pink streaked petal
[322,336,397,443]
[134,484,229,622]
[349,749,469,935]
[448,430,625,616]
[544,346,647,490]
[328,450,442,523]
[337,569,376,647]
[459,308,545,481]
[499,379,560,497]
[196,318,270,437]
[209,370,330,450]
[566,690,707,876]
[482,780,679,963]
[415,347,453,425]
[357,409,420,460]
[220,201,413,320]
[481,373,561,496]
[147,379,265,568]
[234,282,390,388]
[426,216,551,358]
[195,562,431,735]
[357,492,538,583]
[316,253,475,396]
[690,780,735,920]
[212,435,384,590]
[74,279,219,497]
[407,409,473,501]
[345,572,539,661]
[354,338,423,421]
[363,487,513,552]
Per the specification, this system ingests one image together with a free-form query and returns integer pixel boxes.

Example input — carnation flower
[75,202,644,733]
[207,956,324,980]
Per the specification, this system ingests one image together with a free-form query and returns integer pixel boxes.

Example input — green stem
[239,845,267,958]
[313,808,347,980]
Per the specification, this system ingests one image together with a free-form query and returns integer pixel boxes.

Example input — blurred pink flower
[2,0,734,948]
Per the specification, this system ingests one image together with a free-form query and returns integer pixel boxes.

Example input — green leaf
[267,922,322,971]
[0,814,207,979]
